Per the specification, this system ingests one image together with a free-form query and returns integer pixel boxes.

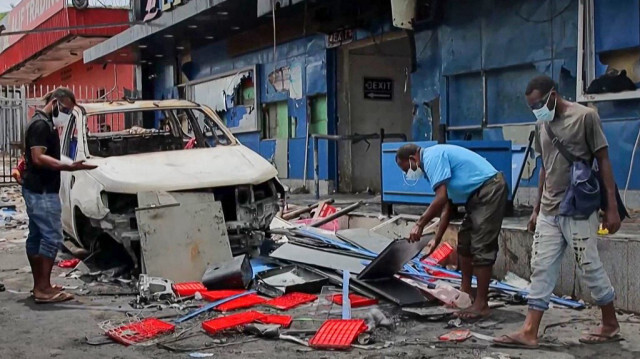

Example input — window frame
[576,0,640,102]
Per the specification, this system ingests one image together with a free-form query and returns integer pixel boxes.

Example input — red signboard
[0,0,66,53]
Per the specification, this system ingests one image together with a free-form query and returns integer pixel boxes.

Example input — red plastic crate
[264,292,318,310]
[172,282,207,297]
[215,294,266,312]
[330,294,378,308]
[257,314,293,328]
[422,242,454,265]
[308,319,367,350]
[202,311,266,335]
[201,290,247,302]
[106,318,175,346]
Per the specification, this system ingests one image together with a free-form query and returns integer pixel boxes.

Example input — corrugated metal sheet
[0,8,129,76]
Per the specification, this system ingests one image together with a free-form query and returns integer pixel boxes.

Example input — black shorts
[457,173,508,266]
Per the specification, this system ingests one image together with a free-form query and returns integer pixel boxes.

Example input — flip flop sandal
[454,309,491,323]
[34,291,74,304]
[579,333,623,345]
[492,335,540,349]
[29,285,64,297]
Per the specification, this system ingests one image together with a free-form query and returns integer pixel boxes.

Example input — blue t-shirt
[420,144,498,203]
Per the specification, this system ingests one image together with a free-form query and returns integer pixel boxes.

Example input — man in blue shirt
[396,143,508,319]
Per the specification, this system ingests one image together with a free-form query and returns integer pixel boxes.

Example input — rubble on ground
[0,194,625,357]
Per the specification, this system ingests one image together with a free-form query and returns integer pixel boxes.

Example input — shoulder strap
[543,122,578,163]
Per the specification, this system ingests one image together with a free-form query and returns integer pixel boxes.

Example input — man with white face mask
[395,143,507,320]
[23,87,97,304]
[495,76,621,348]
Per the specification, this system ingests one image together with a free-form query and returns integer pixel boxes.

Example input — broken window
[85,108,231,157]
[188,67,259,133]
[577,0,640,102]
[262,101,290,139]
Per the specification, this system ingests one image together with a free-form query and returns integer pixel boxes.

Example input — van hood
[85,145,278,194]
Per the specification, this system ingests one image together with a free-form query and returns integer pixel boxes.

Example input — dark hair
[43,87,76,105]
[525,75,558,96]
[396,143,420,161]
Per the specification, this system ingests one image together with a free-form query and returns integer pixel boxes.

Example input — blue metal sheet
[288,137,329,180]
[381,141,514,205]
[486,65,540,125]
[601,119,640,190]
[259,139,277,164]
[482,0,553,69]
[447,73,483,127]
[594,0,640,53]
[236,132,260,153]
[440,0,482,75]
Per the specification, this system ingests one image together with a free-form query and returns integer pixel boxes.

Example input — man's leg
[459,255,473,297]
[560,213,619,342]
[23,189,44,293]
[457,215,474,297]
[457,174,507,319]
[31,193,67,300]
[495,213,566,346]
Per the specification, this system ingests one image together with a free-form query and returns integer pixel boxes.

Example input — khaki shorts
[457,172,508,266]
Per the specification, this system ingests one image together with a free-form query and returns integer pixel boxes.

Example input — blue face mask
[532,93,556,122]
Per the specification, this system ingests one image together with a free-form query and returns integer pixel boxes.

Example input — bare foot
[455,302,490,320]
[32,284,63,294]
[580,324,621,344]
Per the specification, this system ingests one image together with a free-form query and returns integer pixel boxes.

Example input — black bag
[586,69,637,94]
[544,122,629,220]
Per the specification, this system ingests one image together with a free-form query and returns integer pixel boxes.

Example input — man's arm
[31,147,96,172]
[527,162,545,233]
[409,184,448,242]
[594,147,621,234]
[425,199,452,254]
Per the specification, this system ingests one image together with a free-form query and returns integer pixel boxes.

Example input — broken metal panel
[336,228,393,254]
[358,235,433,281]
[351,277,427,306]
[135,191,233,282]
[269,243,367,274]
[275,139,289,178]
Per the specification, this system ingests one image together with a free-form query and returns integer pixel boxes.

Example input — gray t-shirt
[534,102,608,215]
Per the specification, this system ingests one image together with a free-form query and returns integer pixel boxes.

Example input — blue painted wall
[148,0,640,192]
[152,35,333,181]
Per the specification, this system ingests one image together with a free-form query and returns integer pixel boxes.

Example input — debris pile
[3,195,586,355]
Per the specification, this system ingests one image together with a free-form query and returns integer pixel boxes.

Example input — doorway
[337,33,413,193]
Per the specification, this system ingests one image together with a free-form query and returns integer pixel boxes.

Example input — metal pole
[302,98,311,191]
[309,201,364,228]
[314,136,320,199]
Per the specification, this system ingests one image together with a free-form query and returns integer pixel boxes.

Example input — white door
[59,114,78,235]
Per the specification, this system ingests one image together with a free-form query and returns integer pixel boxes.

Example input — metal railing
[311,128,408,199]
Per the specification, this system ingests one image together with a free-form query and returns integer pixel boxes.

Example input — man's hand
[409,223,425,243]
[527,210,538,233]
[603,207,621,234]
[67,160,97,171]
[425,238,441,256]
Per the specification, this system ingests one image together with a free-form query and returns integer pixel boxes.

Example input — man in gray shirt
[494,76,621,348]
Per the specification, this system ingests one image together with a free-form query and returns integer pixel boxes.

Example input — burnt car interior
[83,108,230,158]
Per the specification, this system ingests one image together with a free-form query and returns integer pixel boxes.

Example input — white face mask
[403,158,424,186]
[532,93,556,122]
[53,103,71,128]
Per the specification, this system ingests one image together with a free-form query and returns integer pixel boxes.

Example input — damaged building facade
[84,0,640,208]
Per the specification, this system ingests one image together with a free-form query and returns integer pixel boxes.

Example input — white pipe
[623,125,640,207]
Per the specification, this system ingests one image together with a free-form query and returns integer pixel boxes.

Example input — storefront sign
[0,0,65,54]
[326,28,353,48]
[143,0,188,22]
[363,77,393,101]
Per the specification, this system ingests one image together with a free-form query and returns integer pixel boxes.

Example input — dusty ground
[2,233,640,358]
[1,189,640,358]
